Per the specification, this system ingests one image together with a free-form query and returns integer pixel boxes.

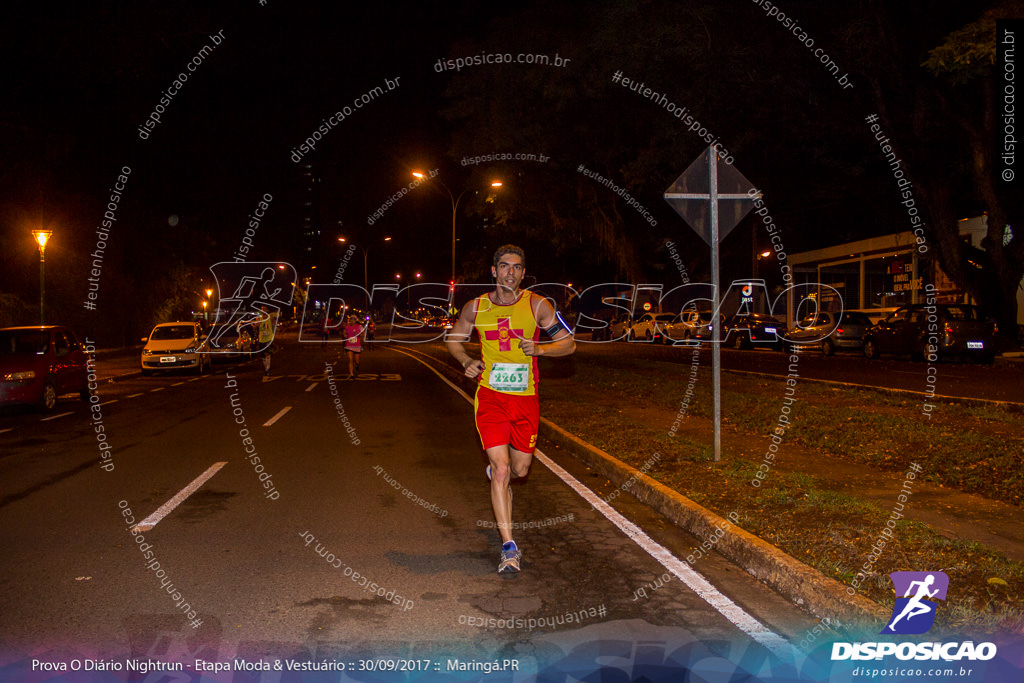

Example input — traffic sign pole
[664,147,760,462]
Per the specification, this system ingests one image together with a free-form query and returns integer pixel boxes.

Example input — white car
[141,322,209,375]
[627,313,676,342]
[659,310,707,343]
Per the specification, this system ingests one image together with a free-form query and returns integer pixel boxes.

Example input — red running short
[474,385,539,454]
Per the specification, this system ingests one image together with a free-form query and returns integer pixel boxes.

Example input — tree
[437,1,893,288]
[853,0,1024,342]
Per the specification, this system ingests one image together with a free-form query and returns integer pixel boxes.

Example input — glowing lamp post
[31,229,53,325]
[413,171,502,284]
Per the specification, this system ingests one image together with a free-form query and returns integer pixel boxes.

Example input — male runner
[446,244,575,573]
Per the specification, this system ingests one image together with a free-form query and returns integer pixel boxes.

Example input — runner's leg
[485,445,533,544]
[486,444,514,544]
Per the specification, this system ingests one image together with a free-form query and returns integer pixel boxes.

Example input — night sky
[0,1,1007,342]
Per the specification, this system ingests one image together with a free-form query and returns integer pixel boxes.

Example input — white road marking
[131,461,227,532]
[40,411,74,422]
[305,383,318,392]
[393,347,793,658]
[263,406,291,426]
[100,399,118,406]
[171,382,185,386]
[126,393,144,398]
[150,387,165,393]
[0,428,13,435]
[532,447,791,657]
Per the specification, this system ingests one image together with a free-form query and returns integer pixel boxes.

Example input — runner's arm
[445,299,485,378]
[520,295,575,357]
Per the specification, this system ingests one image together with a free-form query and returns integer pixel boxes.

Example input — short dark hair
[493,244,525,268]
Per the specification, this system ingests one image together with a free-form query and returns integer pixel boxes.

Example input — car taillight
[836,327,844,335]
[944,323,953,336]
[993,322,999,335]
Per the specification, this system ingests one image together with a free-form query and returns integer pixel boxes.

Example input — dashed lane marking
[263,406,291,427]
[131,461,228,533]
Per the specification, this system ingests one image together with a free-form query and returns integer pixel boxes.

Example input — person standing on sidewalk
[445,244,575,574]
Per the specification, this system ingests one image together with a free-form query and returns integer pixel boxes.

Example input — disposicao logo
[882,571,948,635]
[832,570,998,663]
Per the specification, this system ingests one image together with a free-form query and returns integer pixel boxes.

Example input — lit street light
[412,171,502,284]
[30,229,53,325]
[339,234,391,293]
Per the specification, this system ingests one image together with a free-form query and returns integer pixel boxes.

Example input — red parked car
[0,326,92,411]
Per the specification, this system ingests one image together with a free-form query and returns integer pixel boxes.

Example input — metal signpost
[665,147,760,461]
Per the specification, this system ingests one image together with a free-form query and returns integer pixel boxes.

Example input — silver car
[786,310,872,355]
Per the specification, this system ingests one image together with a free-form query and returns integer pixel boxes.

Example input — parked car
[0,325,91,411]
[627,313,676,342]
[585,309,617,341]
[785,310,873,355]
[862,304,996,362]
[660,310,707,344]
[141,321,210,375]
[722,313,787,350]
[607,313,632,341]
[206,322,255,360]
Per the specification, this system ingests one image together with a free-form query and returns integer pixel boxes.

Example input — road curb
[537,418,888,629]
[400,345,888,629]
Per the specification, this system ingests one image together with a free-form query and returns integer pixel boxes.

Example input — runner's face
[492,254,525,294]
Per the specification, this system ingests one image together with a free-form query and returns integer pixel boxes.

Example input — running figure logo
[204,262,296,354]
[881,571,949,634]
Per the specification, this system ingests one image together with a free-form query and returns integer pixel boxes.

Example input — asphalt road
[0,334,818,678]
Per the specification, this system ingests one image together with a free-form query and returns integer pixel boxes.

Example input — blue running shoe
[498,541,521,574]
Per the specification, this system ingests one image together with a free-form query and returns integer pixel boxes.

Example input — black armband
[544,312,570,337]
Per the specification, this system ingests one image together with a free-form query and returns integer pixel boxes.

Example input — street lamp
[31,229,52,325]
[340,234,391,293]
[413,171,502,284]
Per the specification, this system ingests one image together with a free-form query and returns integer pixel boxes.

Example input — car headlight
[142,349,153,356]
[3,370,36,382]
[184,346,196,354]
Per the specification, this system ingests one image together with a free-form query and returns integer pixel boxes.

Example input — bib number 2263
[489,363,529,392]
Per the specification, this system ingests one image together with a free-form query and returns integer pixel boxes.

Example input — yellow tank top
[473,291,540,395]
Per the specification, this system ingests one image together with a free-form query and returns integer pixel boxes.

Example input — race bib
[489,363,529,392]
